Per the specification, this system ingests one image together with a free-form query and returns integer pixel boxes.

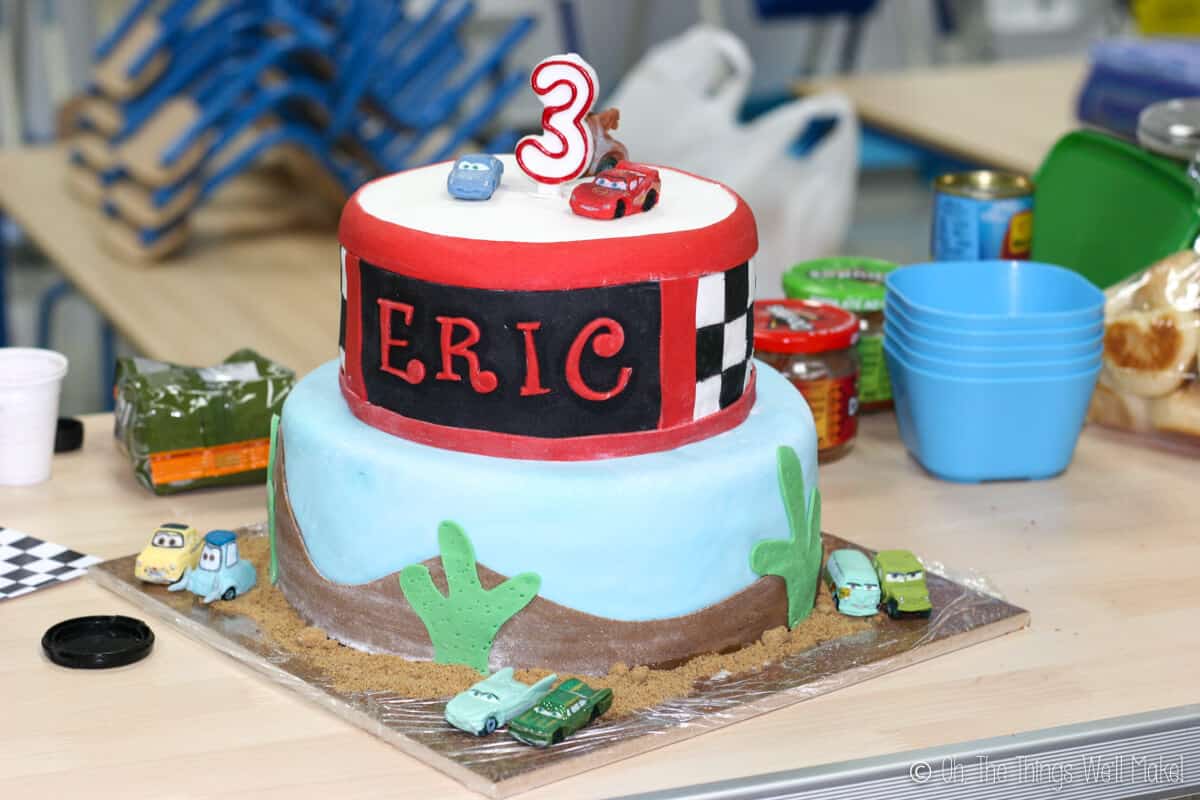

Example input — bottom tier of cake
[275,360,819,673]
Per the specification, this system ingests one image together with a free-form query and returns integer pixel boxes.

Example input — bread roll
[1088,380,1154,433]
[1131,251,1200,312]
[1149,382,1200,439]
[1103,308,1199,397]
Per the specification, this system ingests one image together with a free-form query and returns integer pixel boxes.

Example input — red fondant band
[344,251,365,397]
[659,277,698,429]
[340,368,757,461]
[338,167,757,291]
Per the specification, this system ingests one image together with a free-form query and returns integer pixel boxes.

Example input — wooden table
[798,58,1087,174]
[0,146,339,374]
[3,412,1197,798]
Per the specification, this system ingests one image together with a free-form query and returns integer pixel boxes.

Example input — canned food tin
[932,171,1033,261]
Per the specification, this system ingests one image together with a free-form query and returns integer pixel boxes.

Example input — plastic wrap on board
[114,349,294,494]
[89,524,1028,797]
[1088,251,1200,450]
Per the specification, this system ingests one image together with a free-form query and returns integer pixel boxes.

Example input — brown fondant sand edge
[227,533,871,717]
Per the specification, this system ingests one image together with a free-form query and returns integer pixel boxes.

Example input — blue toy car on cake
[447,153,504,200]
[168,530,257,603]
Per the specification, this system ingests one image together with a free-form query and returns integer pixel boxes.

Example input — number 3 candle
[516,53,598,185]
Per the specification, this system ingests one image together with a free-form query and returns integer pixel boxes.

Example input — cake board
[90,525,1029,798]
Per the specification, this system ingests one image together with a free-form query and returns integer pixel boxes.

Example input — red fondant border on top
[338,166,758,291]
[339,367,757,461]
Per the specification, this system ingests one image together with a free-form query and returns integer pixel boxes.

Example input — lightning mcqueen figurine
[569,161,661,220]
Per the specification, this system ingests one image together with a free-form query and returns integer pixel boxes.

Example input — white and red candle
[515,53,598,186]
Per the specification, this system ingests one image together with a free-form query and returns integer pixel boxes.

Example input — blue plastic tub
[884,342,1100,482]
[887,260,1105,331]
[884,319,1103,363]
[885,298,1104,345]
[885,328,1101,376]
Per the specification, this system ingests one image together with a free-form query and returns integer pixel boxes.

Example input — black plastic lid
[42,615,154,669]
[54,417,84,453]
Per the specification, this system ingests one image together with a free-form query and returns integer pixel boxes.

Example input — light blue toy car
[824,548,881,617]
[168,530,257,603]
[447,153,504,200]
[445,667,558,736]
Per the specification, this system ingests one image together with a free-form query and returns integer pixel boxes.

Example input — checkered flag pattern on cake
[694,261,754,419]
[0,528,100,601]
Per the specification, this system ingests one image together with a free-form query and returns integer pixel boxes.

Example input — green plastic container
[113,349,295,495]
[1032,129,1200,289]
[782,257,898,409]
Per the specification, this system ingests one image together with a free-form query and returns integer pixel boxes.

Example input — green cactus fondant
[267,413,280,584]
[750,445,823,627]
[399,521,540,673]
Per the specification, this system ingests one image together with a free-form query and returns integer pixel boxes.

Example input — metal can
[931,171,1034,261]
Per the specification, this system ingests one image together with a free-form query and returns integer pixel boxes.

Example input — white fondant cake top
[354,155,738,243]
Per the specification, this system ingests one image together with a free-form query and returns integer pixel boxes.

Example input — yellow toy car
[134,523,203,584]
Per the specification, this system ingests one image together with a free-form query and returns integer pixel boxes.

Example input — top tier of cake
[337,155,758,461]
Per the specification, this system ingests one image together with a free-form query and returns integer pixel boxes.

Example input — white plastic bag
[608,25,859,297]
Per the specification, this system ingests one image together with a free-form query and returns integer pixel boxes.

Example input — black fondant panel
[358,261,663,437]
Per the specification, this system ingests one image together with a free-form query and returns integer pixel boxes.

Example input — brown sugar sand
[224,536,872,717]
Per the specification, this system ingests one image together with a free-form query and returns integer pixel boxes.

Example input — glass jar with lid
[753,299,860,463]
[783,257,897,412]
[1138,98,1200,163]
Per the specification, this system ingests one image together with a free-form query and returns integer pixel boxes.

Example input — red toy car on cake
[569,162,661,220]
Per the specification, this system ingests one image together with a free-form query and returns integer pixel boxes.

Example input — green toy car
[508,678,613,747]
[872,549,932,619]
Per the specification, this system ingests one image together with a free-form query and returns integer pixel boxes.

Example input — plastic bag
[607,25,859,297]
[114,349,295,494]
[1088,250,1200,450]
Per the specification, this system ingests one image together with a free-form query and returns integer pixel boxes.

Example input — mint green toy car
[825,548,881,617]
[508,678,613,747]
[444,668,557,736]
[872,549,932,619]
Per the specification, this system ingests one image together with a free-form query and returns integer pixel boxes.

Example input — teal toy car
[872,549,932,619]
[825,548,881,617]
[508,678,613,747]
[168,530,257,603]
[444,668,558,736]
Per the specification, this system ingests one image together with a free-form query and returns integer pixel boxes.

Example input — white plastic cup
[0,348,69,486]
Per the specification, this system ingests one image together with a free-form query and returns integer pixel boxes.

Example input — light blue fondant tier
[281,360,818,621]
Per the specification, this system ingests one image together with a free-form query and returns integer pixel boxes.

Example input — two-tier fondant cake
[271,82,821,676]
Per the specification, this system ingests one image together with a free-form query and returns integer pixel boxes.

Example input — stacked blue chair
[67,0,536,260]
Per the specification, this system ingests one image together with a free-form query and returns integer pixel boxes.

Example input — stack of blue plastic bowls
[884,260,1105,482]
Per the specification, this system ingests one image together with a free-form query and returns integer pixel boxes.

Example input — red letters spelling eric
[376,299,632,401]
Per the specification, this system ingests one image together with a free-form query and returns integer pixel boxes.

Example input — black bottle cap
[42,615,154,669]
[54,417,84,453]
